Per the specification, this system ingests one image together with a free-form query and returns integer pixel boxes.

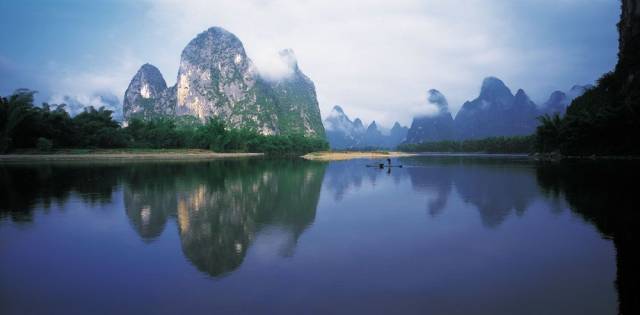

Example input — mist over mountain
[406,89,455,143]
[123,27,324,137]
[323,105,408,149]
[405,77,591,144]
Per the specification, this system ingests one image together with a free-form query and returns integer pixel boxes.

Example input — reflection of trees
[121,160,326,277]
[0,163,120,223]
[536,161,639,315]
[1,160,326,278]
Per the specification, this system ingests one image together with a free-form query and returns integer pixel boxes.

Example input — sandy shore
[0,149,263,162]
[301,151,416,161]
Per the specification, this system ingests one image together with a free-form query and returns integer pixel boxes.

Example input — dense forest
[397,136,535,154]
[0,89,328,155]
[536,0,639,156]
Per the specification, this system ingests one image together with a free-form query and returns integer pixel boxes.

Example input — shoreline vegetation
[0,90,328,156]
[398,136,535,154]
[0,149,262,162]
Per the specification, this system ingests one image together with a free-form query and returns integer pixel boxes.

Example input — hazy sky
[0,0,619,126]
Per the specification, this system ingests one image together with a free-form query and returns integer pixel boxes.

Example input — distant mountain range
[121,27,594,148]
[405,77,592,144]
[324,106,408,150]
[123,27,324,137]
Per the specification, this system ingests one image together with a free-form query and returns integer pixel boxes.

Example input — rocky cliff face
[123,64,173,121]
[268,49,325,136]
[123,27,324,137]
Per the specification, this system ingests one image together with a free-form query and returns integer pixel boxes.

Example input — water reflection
[325,157,539,227]
[122,160,326,276]
[536,160,639,315]
[0,160,326,277]
[0,163,120,222]
[0,157,637,314]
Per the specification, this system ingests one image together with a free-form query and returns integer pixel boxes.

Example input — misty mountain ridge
[324,105,408,149]
[405,77,592,144]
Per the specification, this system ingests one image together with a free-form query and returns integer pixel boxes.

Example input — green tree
[0,89,36,153]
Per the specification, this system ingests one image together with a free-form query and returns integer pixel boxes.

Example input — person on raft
[379,158,392,168]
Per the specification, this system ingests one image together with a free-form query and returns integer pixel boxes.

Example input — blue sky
[0,0,620,125]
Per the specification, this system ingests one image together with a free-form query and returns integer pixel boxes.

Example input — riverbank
[301,151,416,161]
[0,149,263,162]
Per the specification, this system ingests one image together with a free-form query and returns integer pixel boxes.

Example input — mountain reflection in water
[0,157,637,314]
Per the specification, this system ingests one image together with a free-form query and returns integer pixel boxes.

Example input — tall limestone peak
[454,77,536,139]
[268,48,325,137]
[123,26,325,137]
[174,26,275,133]
[123,63,171,121]
[479,76,514,106]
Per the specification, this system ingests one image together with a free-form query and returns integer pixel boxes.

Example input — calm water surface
[1,156,637,314]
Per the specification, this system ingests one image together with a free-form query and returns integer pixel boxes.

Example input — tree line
[0,89,328,154]
[535,72,639,156]
[397,135,535,154]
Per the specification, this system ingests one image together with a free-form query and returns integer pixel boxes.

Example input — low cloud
[253,50,296,82]
[49,92,123,121]
[45,49,143,121]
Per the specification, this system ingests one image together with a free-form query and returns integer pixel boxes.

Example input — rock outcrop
[123,27,325,137]
[123,64,172,121]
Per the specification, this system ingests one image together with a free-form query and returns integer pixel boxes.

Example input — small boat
[366,159,403,168]
[366,164,403,168]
